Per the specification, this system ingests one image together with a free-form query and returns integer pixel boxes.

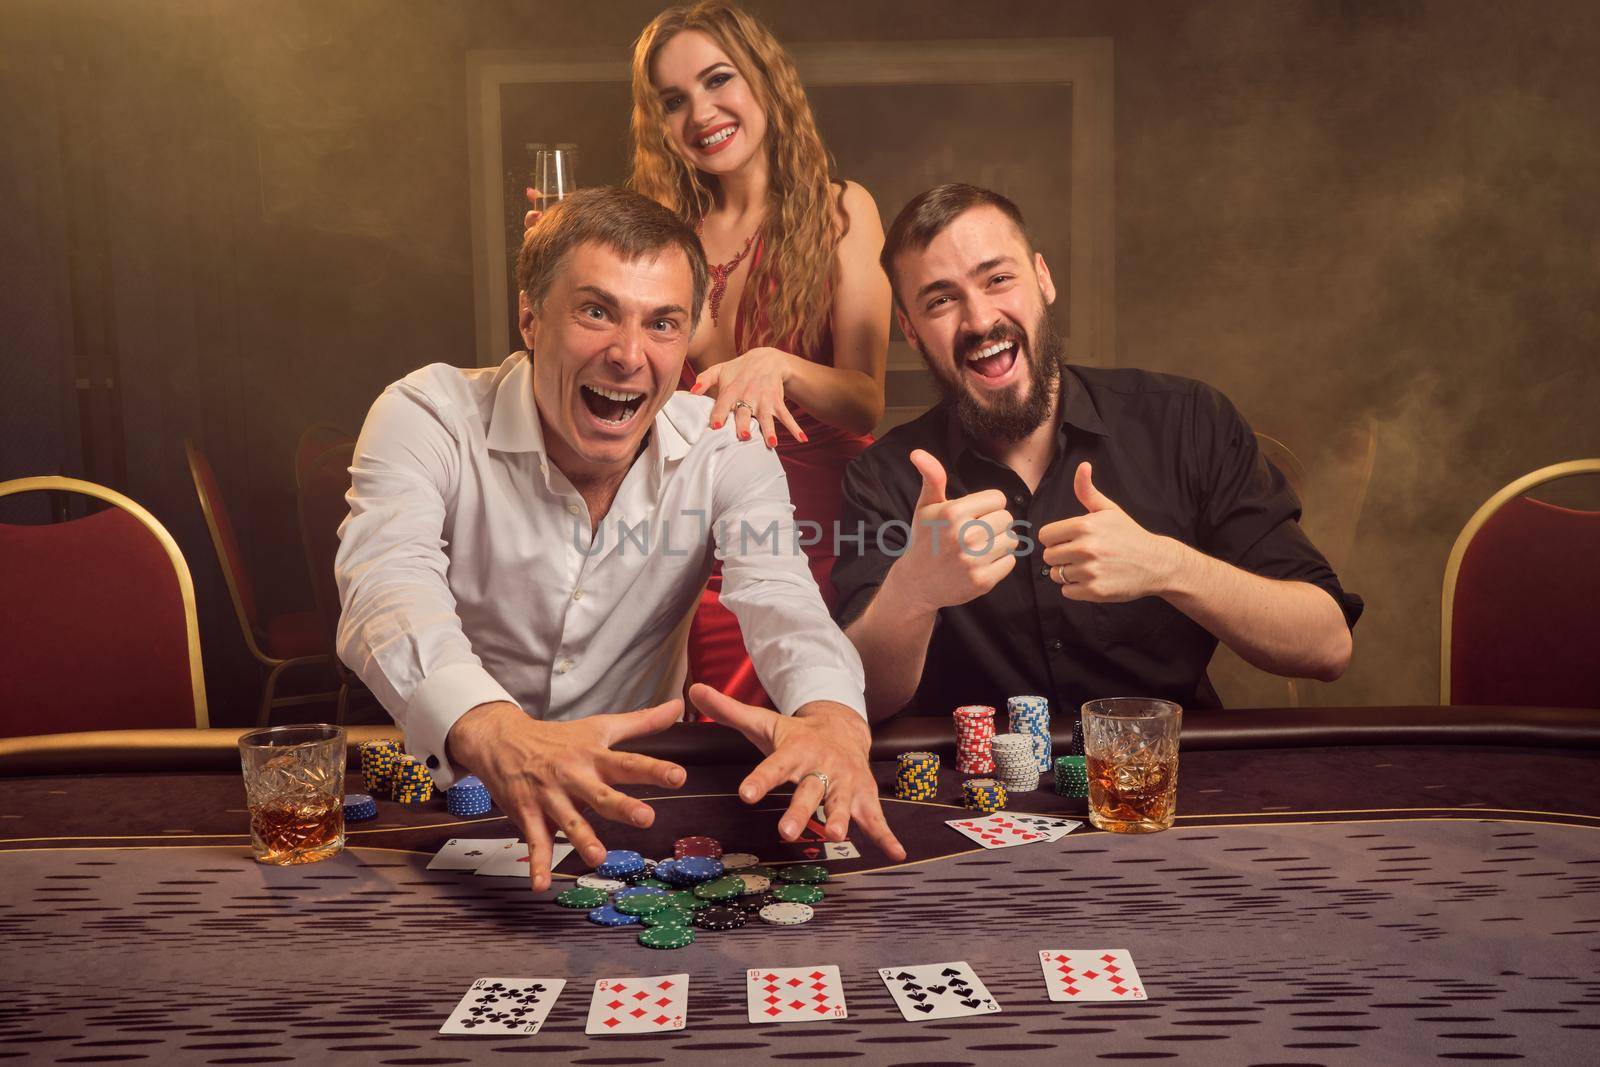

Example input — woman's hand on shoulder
[691,348,807,448]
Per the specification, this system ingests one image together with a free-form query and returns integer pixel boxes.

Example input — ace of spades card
[439,977,566,1035]
[878,962,1001,1021]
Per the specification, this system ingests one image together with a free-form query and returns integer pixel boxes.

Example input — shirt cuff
[776,666,868,722]
[401,662,518,789]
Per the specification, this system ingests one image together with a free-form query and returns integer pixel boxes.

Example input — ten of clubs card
[878,961,1001,1021]
[746,965,847,1022]
[585,973,690,1035]
[439,978,566,1035]
[1038,949,1148,1001]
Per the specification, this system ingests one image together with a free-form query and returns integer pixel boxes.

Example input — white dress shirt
[335,354,867,787]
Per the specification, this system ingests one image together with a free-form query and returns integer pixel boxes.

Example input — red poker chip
[674,835,723,859]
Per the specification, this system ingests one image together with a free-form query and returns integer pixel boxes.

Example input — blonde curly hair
[628,1,844,355]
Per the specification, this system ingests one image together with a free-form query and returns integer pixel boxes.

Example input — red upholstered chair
[1442,460,1600,707]
[296,442,365,722]
[184,439,339,725]
[0,477,208,737]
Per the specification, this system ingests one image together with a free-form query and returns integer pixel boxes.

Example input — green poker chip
[740,865,776,881]
[638,925,696,949]
[641,907,694,928]
[555,886,609,909]
[692,875,745,901]
[630,877,672,890]
[770,883,823,904]
[614,894,670,916]
[664,890,709,912]
[778,864,829,885]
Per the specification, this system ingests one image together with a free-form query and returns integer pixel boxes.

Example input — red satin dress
[681,241,873,710]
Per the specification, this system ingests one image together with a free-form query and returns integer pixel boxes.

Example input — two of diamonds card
[1038,949,1148,1001]
[878,962,1000,1020]
[439,978,566,1034]
[585,973,690,1035]
[746,965,847,1022]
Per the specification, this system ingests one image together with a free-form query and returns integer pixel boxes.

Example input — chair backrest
[0,477,208,736]
[1255,432,1308,500]
[1443,460,1600,707]
[185,439,268,653]
[294,424,354,489]
[296,442,356,645]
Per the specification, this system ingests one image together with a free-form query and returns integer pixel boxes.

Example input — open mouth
[963,339,1019,381]
[580,383,647,427]
[695,122,738,154]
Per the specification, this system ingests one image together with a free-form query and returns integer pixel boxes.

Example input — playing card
[473,841,576,877]
[746,965,847,1023]
[878,961,1000,1021]
[1038,949,1148,1002]
[439,977,566,1034]
[585,973,689,1035]
[945,813,1050,849]
[776,840,860,862]
[428,838,520,871]
[1005,814,1082,841]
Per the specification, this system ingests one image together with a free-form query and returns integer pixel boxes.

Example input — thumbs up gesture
[891,448,1020,614]
[1038,462,1181,602]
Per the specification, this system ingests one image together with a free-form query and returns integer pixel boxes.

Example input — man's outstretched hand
[445,699,687,891]
[689,684,906,862]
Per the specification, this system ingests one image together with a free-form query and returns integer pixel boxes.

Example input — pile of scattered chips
[553,842,831,949]
[342,793,377,822]
[992,732,1040,794]
[953,705,996,773]
[894,751,940,800]
[1054,754,1089,798]
[961,777,1009,813]
[446,775,493,817]
[1007,695,1053,773]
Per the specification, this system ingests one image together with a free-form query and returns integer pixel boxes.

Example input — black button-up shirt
[832,365,1363,715]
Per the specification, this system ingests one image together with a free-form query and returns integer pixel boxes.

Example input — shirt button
[566,503,580,515]
[572,589,583,602]
[1050,639,1063,652]
[555,658,573,675]
[1040,565,1051,578]
[1013,494,1025,507]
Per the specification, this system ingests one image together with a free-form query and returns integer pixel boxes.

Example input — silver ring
[732,400,755,415]
[801,771,830,797]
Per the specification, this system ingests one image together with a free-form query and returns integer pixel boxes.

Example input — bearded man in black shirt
[834,184,1362,720]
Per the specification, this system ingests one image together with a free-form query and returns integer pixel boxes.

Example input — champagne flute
[532,145,578,213]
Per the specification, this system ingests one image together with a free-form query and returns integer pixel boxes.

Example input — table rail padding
[0,706,1595,776]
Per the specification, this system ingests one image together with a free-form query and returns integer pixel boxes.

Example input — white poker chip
[576,874,626,892]
[720,852,759,870]
[759,902,814,926]
[736,873,771,894]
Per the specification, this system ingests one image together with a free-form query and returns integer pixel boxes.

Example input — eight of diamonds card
[585,973,690,1035]
[1038,949,1148,1002]
[439,977,566,1035]
[746,965,848,1023]
[878,962,1001,1021]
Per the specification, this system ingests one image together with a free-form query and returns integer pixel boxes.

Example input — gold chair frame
[1440,459,1600,704]
[0,476,209,729]
[184,440,339,726]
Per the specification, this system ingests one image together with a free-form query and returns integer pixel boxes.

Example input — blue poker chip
[674,856,724,884]
[652,858,685,885]
[445,776,493,816]
[341,794,377,821]
[595,849,648,878]
[587,904,642,927]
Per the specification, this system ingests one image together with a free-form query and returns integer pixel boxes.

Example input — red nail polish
[798,432,809,443]
[766,434,776,446]
[740,430,751,441]
[713,420,723,429]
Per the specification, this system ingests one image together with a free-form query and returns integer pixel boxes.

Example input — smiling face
[518,241,695,485]
[650,29,769,179]
[892,205,1063,444]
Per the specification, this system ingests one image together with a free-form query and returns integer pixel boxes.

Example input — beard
[919,306,1064,445]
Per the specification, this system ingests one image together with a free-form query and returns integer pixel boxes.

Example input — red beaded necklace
[698,221,757,326]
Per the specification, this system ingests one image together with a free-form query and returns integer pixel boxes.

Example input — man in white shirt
[336,187,904,890]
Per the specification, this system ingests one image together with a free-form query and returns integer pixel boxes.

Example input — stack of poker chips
[391,753,434,805]
[961,777,1008,813]
[1054,755,1089,798]
[992,732,1040,793]
[359,739,403,799]
[446,775,492,816]
[894,750,940,800]
[1072,715,1086,757]
[953,705,997,773]
[1007,695,1053,773]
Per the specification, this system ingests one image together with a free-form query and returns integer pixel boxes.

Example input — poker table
[3,705,1598,1065]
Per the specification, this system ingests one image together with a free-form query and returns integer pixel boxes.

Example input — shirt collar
[484,352,695,465]
[943,363,1111,463]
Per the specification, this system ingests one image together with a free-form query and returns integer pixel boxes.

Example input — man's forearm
[1160,541,1352,682]
[843,564,939,721]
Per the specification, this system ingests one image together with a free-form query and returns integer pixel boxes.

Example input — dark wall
[3,0,1596,721]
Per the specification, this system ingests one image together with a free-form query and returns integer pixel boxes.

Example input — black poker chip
[693,905,746,931]
[732,891,773,913]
